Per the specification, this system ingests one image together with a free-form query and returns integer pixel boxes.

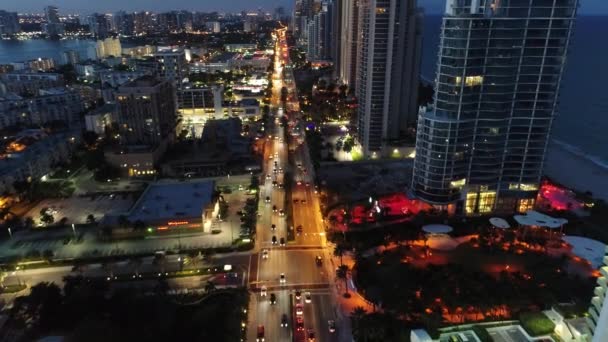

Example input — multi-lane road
[1,27,349,342]
[246,28,347,342]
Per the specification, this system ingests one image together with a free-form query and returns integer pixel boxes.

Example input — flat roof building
[128,179,219,232]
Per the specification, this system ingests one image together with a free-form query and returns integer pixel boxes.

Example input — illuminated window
[376,7,387,14]
[465,193,478,215]
[509,183,520,190]
[489,127,499,135]
[455,75,484,86]
[518,198,535,212]
[450,178,467,189]
[478,191,496,213]
[519,183,538,191]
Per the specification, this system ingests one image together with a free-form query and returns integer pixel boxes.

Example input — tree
[84,148,105,171]
[14,282,63,330]
[133,220,146,232]
[117,215,130,228]
[40,208,55,226]
[82,130,99,147]
[337,264,350,297]
[351,306,367,339]
[333,243,347,266]
[42,249,54,263]
[86,214,96,225]
[205,280,216,293]
[280,86,288,103]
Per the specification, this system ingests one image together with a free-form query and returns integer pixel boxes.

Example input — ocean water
[422,15,608,169]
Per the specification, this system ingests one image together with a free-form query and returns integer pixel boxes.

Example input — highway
[247,27,344,342]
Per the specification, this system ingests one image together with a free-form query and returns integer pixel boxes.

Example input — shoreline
[544,140,608,201]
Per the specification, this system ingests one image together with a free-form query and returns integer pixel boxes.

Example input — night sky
[2,0,606,15]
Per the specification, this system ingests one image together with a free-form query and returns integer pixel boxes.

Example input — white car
[280,273,286,284]
[261,285,267,296]
[296,304,303,315]
[262,249,269,259]
[304,292,312,303]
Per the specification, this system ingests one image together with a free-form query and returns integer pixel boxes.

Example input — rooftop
[128,180,216,222]
[121,75,163,88]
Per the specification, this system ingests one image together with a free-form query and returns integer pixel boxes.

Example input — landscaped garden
[346,224,595,335]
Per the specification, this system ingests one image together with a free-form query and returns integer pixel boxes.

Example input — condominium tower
[412,0,578,215]
[115,76,177,146]
[337,0,359,87]
[355,0,422,156]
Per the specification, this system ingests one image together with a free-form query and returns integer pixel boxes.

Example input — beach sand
[544,141,608,201]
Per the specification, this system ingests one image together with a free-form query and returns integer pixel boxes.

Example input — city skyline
[1,0,607,15]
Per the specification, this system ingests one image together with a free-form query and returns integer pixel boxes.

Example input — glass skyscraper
[412,0,578,215]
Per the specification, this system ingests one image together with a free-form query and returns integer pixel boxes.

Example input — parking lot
[25,193,136,226]
[0,175,253,261]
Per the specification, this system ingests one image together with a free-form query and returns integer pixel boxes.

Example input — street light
[71,223,76,237]
[7,227,12,238]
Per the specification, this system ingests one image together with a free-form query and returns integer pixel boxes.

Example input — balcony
[589,305,600,323]
[600,266,608,279]
[595,286,606,301]
[586,316,596,331]
[592,296,603,313]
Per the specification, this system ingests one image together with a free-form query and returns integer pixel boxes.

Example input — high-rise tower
[412,0,579,215]
[355,0,422,156]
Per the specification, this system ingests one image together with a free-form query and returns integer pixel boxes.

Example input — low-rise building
[0,88,83,130]
[10,58,56,71]
[122,45,157,58]
[124,179,220,233]
[105,144,165,177]
[85,103,116,134]
[75,63,97,77]
[224,43,257,52]
[0,130,79,193]
[0,72,64,94]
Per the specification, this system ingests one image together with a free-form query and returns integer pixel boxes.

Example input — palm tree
[204,280,216,293]
[351,306,367,340]
[333,243,346,266]
[337,264,350,297]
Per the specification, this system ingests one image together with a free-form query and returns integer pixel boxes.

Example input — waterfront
[0,38,96,64]
[1,17,606,198]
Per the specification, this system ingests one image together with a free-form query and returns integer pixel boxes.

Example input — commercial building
[355,0,423,156]
[412,0,579,215]
[224,43,258,53]
[115,75,177,146]
[0,10,20,35]
[126,180,220,233]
